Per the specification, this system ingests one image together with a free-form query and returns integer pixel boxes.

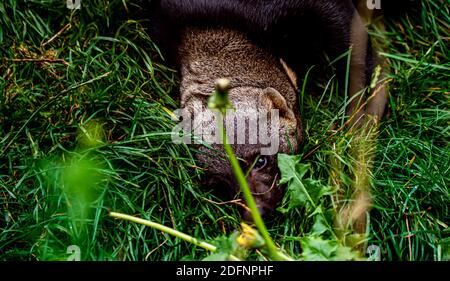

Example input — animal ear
[181,91,210,107]
[260,87,296,122]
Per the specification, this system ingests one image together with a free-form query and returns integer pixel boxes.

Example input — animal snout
[242,205,271,222]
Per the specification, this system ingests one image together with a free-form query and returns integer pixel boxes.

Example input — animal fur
[146,0,389,226]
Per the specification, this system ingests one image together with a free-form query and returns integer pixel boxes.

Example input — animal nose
[242,206,267,222]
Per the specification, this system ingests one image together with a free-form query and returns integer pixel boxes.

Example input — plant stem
[109,211,241,261]
[211,79,292,261]
[110,212,216,251]
[218,121,292,261]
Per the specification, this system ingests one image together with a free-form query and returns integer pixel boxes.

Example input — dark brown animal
[148,0,389,222]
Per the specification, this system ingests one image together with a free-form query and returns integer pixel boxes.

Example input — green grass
[0,0,449,261]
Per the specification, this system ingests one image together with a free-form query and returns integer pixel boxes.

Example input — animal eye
[253,156,268,171]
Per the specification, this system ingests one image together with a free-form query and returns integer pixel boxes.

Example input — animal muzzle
[240,182,286,222]
[241,204,272,222]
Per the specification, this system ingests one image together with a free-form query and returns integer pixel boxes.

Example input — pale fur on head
[177,27,302,219]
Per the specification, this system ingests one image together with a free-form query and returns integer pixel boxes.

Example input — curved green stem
[211,79,292,261]
[218,122,292,261]
[109,211,240,261]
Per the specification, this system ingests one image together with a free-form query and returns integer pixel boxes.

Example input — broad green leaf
[301,236,361,261]
[310,210,329,236]
[278,154,332,212]
[277,154,312,209]
[303,178,332,206]
[332,245,362,261]
[278,154,308,185]
[202,232,247,261]
[300,236,338,261]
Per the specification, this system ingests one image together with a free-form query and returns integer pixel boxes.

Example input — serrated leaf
[303,178,331,206]
[301,235,364,261]
[209,232,239,253]
[278,154,311,209]
[310,210,329,236]
[300,236,338,261]
[202,232,247,261]
[332,245,362,261]
[278,154,307,185]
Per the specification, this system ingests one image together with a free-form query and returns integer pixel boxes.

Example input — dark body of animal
[146,0,389,223]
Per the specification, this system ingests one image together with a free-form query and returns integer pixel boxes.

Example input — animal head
[172,26,303,220]
[180,84,301,220]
